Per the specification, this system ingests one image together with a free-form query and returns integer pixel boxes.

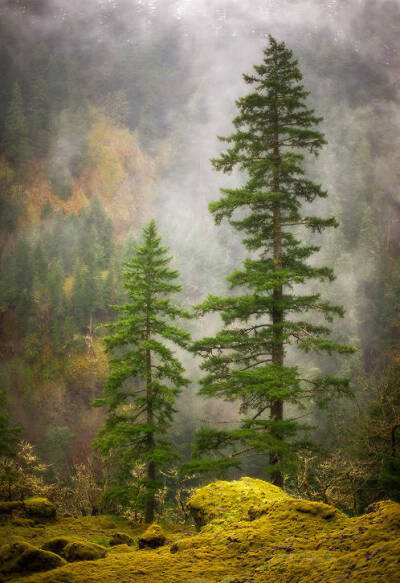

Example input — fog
[0,0,399,473]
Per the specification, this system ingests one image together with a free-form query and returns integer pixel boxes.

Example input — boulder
[0,501,22,515]
[0,497,56,522]
[42,537,108,562]
[42,537,74,556]
[0,541,65,575]
[109,532,134,546]
[24,497,57,520]
[63,540,107,562]
[0,541,32,565]
[138,523,166,549]
[187,477,290,529]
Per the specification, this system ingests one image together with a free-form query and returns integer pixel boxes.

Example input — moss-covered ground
[1,478,399,582]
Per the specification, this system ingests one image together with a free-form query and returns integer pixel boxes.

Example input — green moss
[0,498,56,529]
[0,541,32,564]
[23,498,56,521]
[0,513,139,552]
[187,477,290,529]
[3,480,400,583]
[63,541,106,562]
[0,541,65,576]
[41,537,74,556]
[11,547,65,574]
[0,502,22,516]
[97,516,117,530]
[138,524,166,549]
[109,532,133,546]
[11,518,35,528]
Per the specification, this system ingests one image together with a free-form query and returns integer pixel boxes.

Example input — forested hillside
[0,0,399,560]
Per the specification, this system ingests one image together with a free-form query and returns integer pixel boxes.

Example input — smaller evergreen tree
[94,220,191,522]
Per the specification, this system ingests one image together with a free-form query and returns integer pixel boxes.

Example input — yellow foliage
[63,276,74,299]
[0,156,14,183]
[67,338,108,382]
[83,107,156,237]
[60,185,90,216]
[16,108,157,237]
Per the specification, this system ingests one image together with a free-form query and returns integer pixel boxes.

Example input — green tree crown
[94,220,191,521]
[189,36,354,483]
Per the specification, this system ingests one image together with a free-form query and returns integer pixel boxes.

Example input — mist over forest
[0,1,399,582]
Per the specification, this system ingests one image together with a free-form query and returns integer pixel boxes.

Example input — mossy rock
[0,541,32,565]
[138,523,166,549]
[63,540,107,562]
[42,537,74,556]
[11,516,35,527]
[1,480,399,582]
[109,532,134,546]
[187,477,290,529]
[24,497,57,521]
[0,497,56,522]
[247,497,340,524]
[0,541,65,575]
[0,501,22,516]
[11,547,65,574]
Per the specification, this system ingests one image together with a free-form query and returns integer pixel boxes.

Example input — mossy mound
[138,524,166,549]
[98,516,117,530]
[0,541,33,565]
[63,540,107,562]
[41,537,74,556]
[23,498,56,521]
[0,541,65,578]
[0,498,56,523]
[4,479,400,582]
[10,518,35,528]
[109,532,134,546]
[0,502,22,516]
[187,476,290,529]
[0,513,136,549]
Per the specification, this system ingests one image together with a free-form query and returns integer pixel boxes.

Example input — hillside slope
[0,107,159,460]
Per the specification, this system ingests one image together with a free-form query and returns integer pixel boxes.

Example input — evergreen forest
[0,2,399,582]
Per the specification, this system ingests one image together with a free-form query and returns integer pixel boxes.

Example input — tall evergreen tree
[94,220,191,522]
[191,37,353,485]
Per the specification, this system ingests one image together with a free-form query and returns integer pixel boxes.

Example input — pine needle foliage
[94,220,191,522]
[190,37,354,485]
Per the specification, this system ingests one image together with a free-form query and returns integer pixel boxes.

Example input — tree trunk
[145,314,156,523]
[269,127,284,488]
